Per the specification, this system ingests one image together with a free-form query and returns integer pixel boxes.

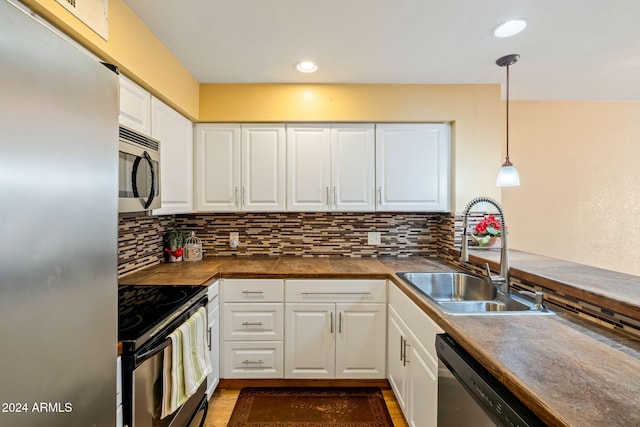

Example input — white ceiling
[123,0,640,100]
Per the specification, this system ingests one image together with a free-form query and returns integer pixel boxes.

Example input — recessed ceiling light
[493,19,527,38]
[295,60,318,73]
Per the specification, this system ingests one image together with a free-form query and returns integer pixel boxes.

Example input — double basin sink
[397,272,555,315]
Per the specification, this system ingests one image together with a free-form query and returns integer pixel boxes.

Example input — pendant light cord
[506,63,510,160]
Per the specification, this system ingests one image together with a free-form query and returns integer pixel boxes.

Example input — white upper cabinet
[287,124,375,212]
[375,123,451,212]
[286,125,332,211]
[241,125,286,211]
[330,124,375,211]
[194,124,241,212]
[151,97,193,215]
[194,124,285,212]
[118,75,151,135]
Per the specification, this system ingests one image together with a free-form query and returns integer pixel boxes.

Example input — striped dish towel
[161,328,188,419]
[182,307,212,395]
[161,307,212,419]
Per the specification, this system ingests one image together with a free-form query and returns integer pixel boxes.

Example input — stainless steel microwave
[118,126,161,213]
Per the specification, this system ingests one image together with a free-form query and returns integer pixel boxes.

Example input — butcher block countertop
[119,254,640,427]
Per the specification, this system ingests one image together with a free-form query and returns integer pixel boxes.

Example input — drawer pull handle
[242,290,264,295]
[242,360,264,365]
[242,321,264,327]
[300,291,372,295]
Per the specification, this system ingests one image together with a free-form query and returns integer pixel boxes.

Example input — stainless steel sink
[397,272,554,315]
[399,272,497,301]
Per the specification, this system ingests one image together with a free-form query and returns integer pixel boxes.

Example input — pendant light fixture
[496,54,521,187]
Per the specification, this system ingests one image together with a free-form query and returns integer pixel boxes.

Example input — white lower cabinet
[206,280,220,397]
[285,303,335,378]
[221,279,285,378]
[284,280,387,379]
[388,284,442,427]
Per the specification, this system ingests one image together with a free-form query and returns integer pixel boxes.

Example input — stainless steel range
[118,285,209,427]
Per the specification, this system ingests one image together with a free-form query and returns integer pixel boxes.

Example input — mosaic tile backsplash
[176,212,448,257]
[118,214,174,277]
[118,212,450,276]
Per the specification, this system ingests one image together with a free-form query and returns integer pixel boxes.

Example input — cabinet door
[206,303,220,397]
[335,303,386,379]
[387,306,409,414]
[284,303,335,378]
[286,125,331,211]
[151,98,193,215]
[375,124,450,212]
[119,75,151,135]
[331,124,375,211]
[241,124,286,211]
[406,335,438,427]
[194,124,241,211]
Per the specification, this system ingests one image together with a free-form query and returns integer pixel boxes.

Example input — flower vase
[486,236,502,248]
[164,247,184,262]
[471,235,502,249]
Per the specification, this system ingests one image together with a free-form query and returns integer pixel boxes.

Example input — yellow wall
[503,100,640,276]
[20,0,199,120]
[200,83,504,211]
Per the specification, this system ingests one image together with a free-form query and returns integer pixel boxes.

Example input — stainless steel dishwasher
[436,334,545,427]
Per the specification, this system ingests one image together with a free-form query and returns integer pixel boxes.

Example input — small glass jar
[184,231,203,262]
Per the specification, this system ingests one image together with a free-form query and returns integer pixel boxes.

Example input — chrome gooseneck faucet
[460,196,510,295]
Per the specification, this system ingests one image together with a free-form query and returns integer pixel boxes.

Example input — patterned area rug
[227,387,394,426]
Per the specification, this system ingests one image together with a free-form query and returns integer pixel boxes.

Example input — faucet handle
[484,263,492,280]
[484,262,506,286]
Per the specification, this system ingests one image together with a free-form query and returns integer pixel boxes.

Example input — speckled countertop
[120,255,640,427]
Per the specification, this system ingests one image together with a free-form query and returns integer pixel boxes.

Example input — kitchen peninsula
[120,253,640,427]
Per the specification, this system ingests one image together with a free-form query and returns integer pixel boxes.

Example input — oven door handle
[135,337,171,365]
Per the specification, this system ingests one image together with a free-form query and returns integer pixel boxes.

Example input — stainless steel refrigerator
[0,1,118,426]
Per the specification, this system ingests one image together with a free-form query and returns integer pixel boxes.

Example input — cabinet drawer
[223,342,283,378]
[286,280,386,303]
[223,279,284,302]
[223,303,283,341]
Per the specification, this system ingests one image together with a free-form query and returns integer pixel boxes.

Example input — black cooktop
[118,285,207,349]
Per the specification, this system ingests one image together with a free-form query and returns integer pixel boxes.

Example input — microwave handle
[132,151,156,209]
[142,151,156,209]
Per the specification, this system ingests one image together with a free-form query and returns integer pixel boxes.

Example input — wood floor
[204,388,410,427]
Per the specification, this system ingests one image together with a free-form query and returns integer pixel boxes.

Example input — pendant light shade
[496,160,520,186]
[496,54,521,187]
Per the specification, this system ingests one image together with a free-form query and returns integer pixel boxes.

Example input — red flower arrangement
[472,215,502,247]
